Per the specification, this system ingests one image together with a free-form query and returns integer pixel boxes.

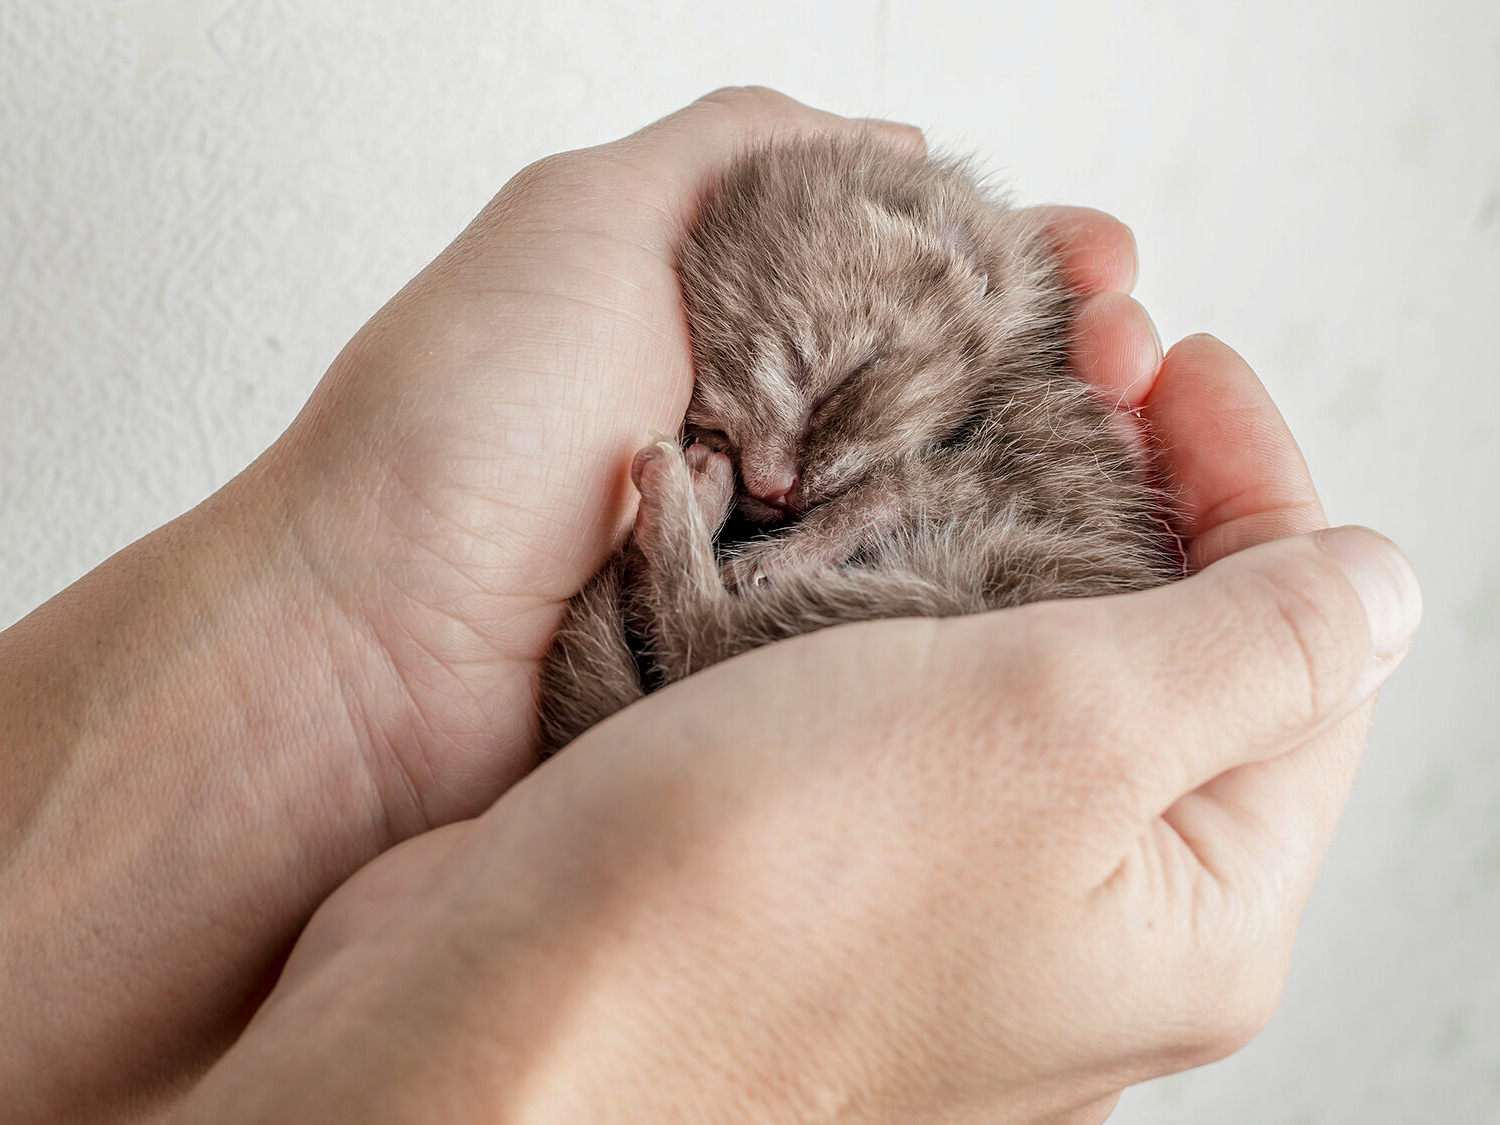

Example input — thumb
[1100,525,1422,811]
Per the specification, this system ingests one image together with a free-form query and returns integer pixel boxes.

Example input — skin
[0,88,1420,1123]
[172,388,1421,1123]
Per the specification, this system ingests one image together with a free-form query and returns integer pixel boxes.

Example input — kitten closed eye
[537,134,1179,755]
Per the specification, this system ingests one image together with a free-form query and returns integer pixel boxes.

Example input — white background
[1,2,1496,1119]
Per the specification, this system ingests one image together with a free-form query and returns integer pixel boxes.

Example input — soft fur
[537,135,1180,754]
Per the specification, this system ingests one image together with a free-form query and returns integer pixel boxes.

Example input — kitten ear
[941,219,988,298]
[941,219,978,262]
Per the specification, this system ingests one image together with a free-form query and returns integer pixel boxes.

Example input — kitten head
[676,134,1064,523]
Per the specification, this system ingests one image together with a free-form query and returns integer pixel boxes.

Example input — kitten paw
[632,439,690,544]
[683,442,735,528]
[632,439,732,562]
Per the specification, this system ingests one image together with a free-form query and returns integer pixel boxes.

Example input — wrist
[244,439,442,837]
[0,453,395,1120]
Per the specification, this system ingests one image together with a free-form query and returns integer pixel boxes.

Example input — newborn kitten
[538,135,1180,754]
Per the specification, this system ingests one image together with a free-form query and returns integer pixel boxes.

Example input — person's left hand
[173,330,1421,1124]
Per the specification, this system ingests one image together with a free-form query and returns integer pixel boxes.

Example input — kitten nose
[750,468,799,510]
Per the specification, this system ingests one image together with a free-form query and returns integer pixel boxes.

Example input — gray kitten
[538,135,1180,754]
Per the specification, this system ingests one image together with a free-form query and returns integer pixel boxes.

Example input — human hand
[0,88,1164,1122]
[261,85,1158,829]
[174,336,1420,1124]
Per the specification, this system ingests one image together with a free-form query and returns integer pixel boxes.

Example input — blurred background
[1,1,1495,1119]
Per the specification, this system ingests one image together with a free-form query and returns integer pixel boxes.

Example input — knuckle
[488,155,564,221]
[1260,561,1368,732]
[503,150,589,199]
[1234,555,1365,730]
[483,150,609,237]
[690,86,809,139]
[696,84,791,115]
[1000,607,1110,721]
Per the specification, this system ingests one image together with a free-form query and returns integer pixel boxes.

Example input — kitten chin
[537,134,1181,755]
[736,496,790,524]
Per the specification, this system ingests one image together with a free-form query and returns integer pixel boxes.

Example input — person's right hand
[174,336,1421,1125]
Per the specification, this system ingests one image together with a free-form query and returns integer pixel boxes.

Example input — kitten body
[538,136,1179,753]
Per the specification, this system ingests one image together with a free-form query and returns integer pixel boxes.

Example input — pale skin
[0,88,1420,1123]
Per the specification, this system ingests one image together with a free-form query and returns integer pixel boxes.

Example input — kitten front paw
[632,439,733,563]
[683,441,735,530]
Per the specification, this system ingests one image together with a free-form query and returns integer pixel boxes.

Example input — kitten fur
[537,134,1180,754]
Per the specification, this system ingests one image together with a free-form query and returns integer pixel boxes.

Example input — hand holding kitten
[0,87,1165,1122]
[2,86,1417,1124]
[176,329,1420,1123]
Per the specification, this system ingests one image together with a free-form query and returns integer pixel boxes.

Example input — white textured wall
[2,2,1496,1119]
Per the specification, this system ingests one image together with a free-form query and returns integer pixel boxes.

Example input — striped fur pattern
[537,135,1179,754]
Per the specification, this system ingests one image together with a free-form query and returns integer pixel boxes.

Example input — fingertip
[1031,205,1139,294]
[1143,334,1326,564]
[1071,291,1163,407]
[1160,331,1235,369]
[1317,526,1423,663]
[1201,528,1417,725]
[1116,219,1140,293]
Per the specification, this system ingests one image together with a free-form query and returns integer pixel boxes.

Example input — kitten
[537,134,1180,754]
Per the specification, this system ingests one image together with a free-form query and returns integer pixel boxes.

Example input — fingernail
[1144,309,1162,362]
[1121,221,1141,293]
[1319,526,1423,661]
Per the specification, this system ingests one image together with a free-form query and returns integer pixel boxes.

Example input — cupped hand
[176,326,1419,1123]
[0,89,1170,1123]
[261,86,1158,831]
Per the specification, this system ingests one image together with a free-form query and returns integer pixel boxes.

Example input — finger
[1028,205,1139,294]
[1069,291,1163,406]
[1143,334,1327,569]
[1088,526,1420,821]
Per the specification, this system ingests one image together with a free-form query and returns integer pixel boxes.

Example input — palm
[281,173,699,819]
